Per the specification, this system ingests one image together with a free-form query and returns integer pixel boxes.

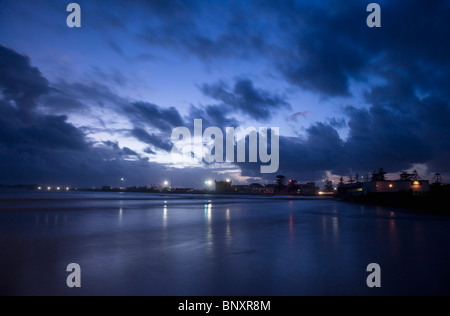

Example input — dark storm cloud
[128,101,184,131]
[84,0,450,178]
[244,93,449,179]
[0,46,181,186]
[131,128,173,152]
[0,45,49,111]
[200,79,291,121]
[240,93,449,179]
[279,124,344,177]
[278,0,450,97]
[133,0,450,101]
[242,95,449,179]
[237,0,450,178]
[3,0,450,183]
[131,0,450,177]
[341,105,433,173]
[0,46,87,151]
[276,1,368,97]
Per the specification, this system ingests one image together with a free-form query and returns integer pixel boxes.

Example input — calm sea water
[0,190,449,296]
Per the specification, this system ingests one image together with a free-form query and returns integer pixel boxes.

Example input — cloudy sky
[0,0,449,188]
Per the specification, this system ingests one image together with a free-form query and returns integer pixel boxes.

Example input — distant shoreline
[0,186,448,217]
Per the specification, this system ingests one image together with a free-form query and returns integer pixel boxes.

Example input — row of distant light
[37,186,71,191]
[162,179,230,187]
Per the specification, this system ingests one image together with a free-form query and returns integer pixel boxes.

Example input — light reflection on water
[205,203,213,254]
[163,204,168,228]
[289,214,294,243]
[321,215,339,240]
[226,209,232,248]
[0,193,450,296]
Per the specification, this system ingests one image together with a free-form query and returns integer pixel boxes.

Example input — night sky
[0,0,449,188]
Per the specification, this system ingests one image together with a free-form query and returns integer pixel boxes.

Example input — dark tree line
[336,169,445,185]
[276,175,287,193]
[399,170,420,181]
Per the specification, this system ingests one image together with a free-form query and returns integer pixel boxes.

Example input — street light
[205,180,213,189]
[121,178,124,189]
